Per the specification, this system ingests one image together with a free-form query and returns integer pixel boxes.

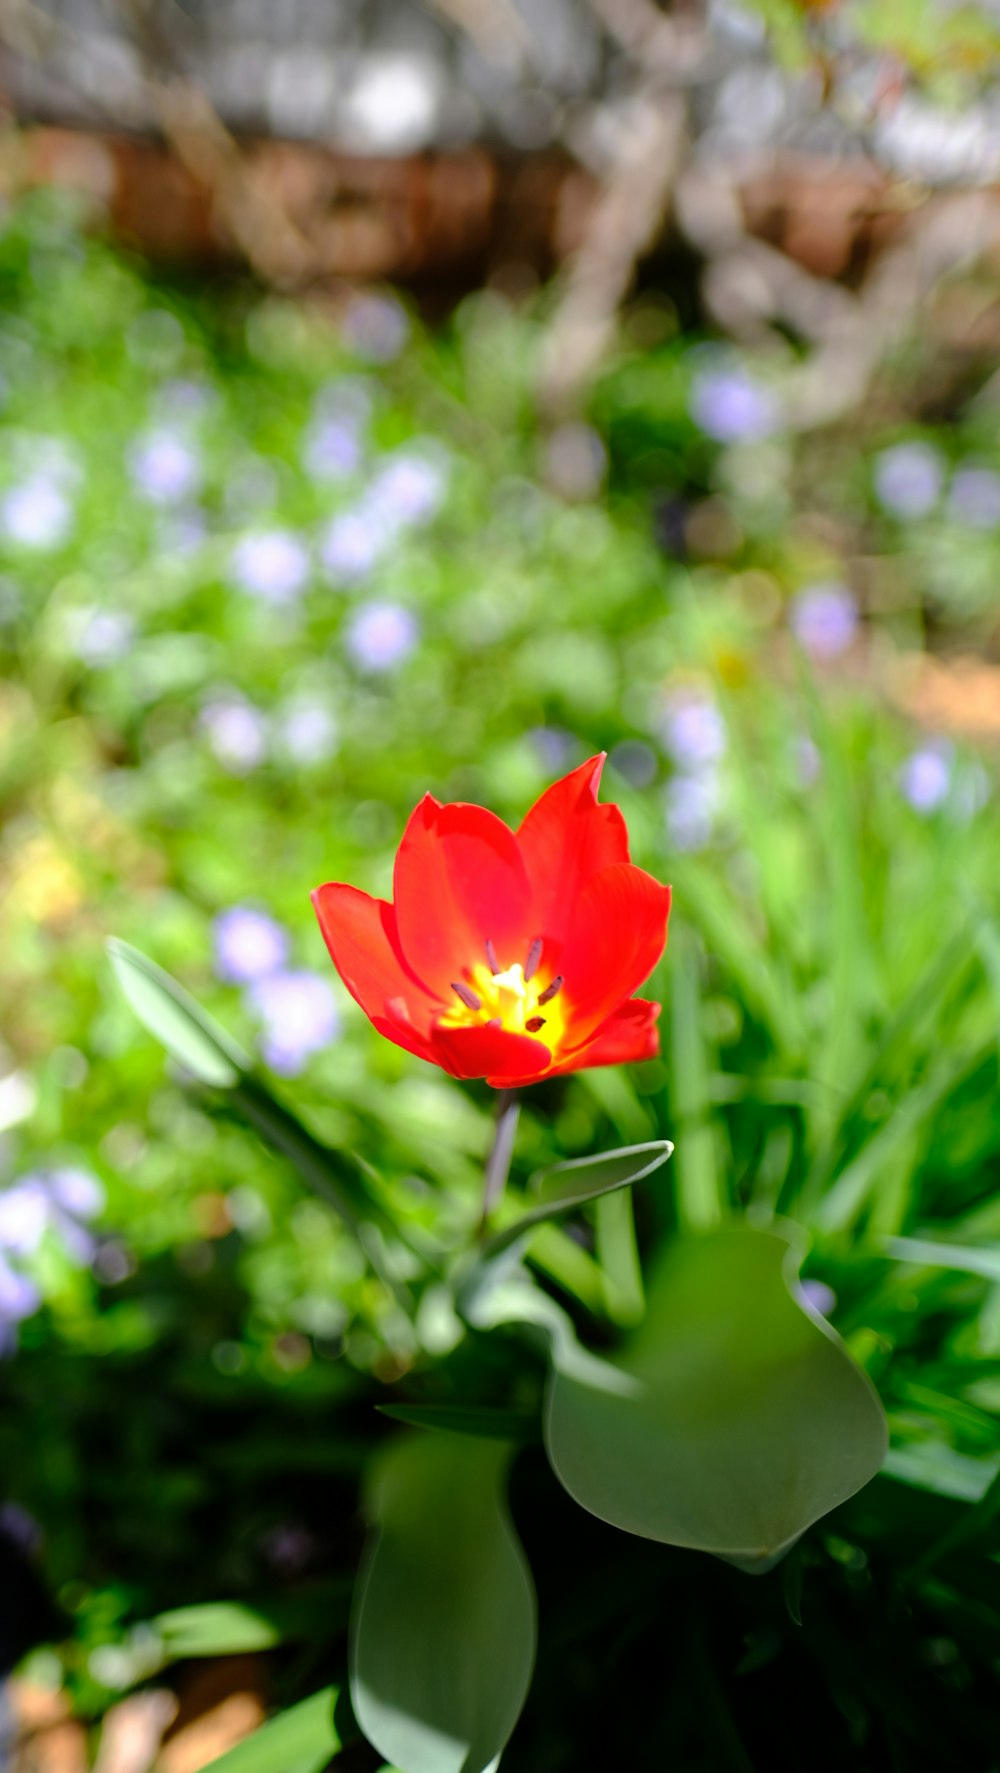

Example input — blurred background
[5,0,1000,1768]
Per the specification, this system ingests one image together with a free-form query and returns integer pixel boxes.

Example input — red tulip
[312,756,671,1087]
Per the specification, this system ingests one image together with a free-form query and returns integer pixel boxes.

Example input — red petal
[393,795,534,997]
[517,755,630,941]
[429,1023,552,1084]
[551,998,661,1076]
[559,866,671,1043]
[312,883,437,1041]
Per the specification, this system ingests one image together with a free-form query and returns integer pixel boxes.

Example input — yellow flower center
[440,952,567,1048]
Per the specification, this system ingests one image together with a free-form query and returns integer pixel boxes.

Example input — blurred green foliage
[2,189,1000,1766]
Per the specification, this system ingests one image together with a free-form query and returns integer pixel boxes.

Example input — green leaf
[155,1584,353,1658]
[882,1234,1000,1284]
[197,1687,339,1773]
[481,1140,672,1260]
[107,938,248,1088]
[351,1432,536,1773]
[542,1222,887,1569]
[668,926,724,1230]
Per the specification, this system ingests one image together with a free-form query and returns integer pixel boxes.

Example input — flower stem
[480,1089,520,1232]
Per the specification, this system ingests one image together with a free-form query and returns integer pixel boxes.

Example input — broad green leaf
[541,1223,887,1569]
[481,1141,672,1260]
[155,1584,352,1657]
[351,1432,536,1773]
[107,938,248,1088]
[198,1686,339,1773]
[377,1403,539,1442]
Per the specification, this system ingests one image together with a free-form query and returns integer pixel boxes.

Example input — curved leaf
[544,1222,887,1570]
[482,1140,673,1260]
[197,1686,339,1773]
[107,938,248,1088]
[351,1431,536,1773]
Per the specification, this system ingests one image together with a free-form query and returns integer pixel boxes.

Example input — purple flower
[345,601,419,672]
[948,465,1000,530]
[276,701,338,765]
[800,1278,836,1318]
[609,740,657,789]
[48,1167,104,1221]
[0,1257,40,1324]
[302,419,363,483]
[874,442,943,520]
[529,728,576,774]
[689,363,778,444]
[0,1182,49,1257]
[665,773,721,852]
[660,691,726,769]
[0,1166,104,1275]
[129,430,202,505]
[249,970,340,1075]
[900,743,951,813]
[231,530,310,604]
[200,696,269,774]
[543,424,607,501]
[1,479,74,549]
[214,906,289,985]
[320,510,381,585]
[69,609,136,667]
[342,293,410,364]
[366,447,447,531]
[791,583,858,659]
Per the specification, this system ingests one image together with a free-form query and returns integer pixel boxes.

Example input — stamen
[524,938,543,981]
[485,1017,502,1029]
[525,1015,546,1033]
[452,981,482,1012]
[485,938,500,974]
[537,974,564,1005]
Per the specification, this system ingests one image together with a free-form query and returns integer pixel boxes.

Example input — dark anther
[485,938,500,973]
[525,1016,546,1033]
[485,1017,502,1029]
[452,981,482,1012]
[537,974,564,1005]
[524,938,543,981]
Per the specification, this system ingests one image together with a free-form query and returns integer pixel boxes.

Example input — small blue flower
[791,583,858,659]
[129,430,202,505]
[345,601,419,672]
[276,700,339,765]
[342,293,410,363]
[665,772,721,852]
[366,447,448,531]
[660,691,726,770]
[874,442,943,520]
[321,510,381,585]
[213,906,289,985]
[899,743,951,813]
[948,464,1000,531]
[200,696,269,774]
[248,970,340,1075]
[231,530,310,604]
[69,608,136,668]
[689,362,778,444]
[1,479,74,549]
[302,418,363,483]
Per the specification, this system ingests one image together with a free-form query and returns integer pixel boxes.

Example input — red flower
[312,756,671,1088]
